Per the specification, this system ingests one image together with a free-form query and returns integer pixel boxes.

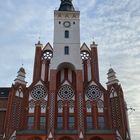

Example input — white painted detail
[43,43,53,51]
[68,69,72,82]
[62,80,70,86]
[58,108,63,113]
[107,68,119,86]
[29,95,33,101]
[44,95,48,101]
[14,68,27,85]
[116,130,123,140]
[29,107,35,113]
[90,81,97,86]
[87,61,91,81]
[72,96,75,100]
[16,91,19,97]
[69,107,74,113]
[41,106,46,113]
[57,96,61,101]
[126,131,129,139]
[48,132,53,138]
[9,130,16,140]
[3,133,5,138]
[79,131,84,139]
[35,81,43,86]
[61,69,64,82]
[87,108,92,113]
[20,92,23,98]
[41,63,45,81]
[110,91,117,98]
[101,95,104,101]
[98,108,104,113]
[80,43,90,52]
[85,96,88,101]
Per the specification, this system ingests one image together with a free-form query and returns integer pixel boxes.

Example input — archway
[57,62,76,72]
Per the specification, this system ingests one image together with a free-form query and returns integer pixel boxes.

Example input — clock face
[63,21,71,28]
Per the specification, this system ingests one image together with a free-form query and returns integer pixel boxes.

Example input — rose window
[31,85,47,100]
[58,85,74,100]
[81,51,90,60]
[42,50,53,60]
[86,85,102,101]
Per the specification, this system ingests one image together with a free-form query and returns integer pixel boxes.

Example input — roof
[59,0,75,11]
[0,88,10,98]
[18,67,26,74]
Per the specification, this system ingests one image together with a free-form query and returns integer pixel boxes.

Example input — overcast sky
[0,0,140,139]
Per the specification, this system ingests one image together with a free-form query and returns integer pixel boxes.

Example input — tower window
[57,116,63,129]
[65,30,69,38]
[28,116,34,129]
[86,116,93,129]
[64,46,69,55]
[98,116,105,129]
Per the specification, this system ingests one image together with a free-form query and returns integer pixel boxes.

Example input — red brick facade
[0,1,131,140]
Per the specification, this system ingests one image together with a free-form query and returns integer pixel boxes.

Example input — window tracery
[81,51,90,60]
[58,85,74,100]
[42,50,53,60]
[85,85,102,101]
[31,85,47,101]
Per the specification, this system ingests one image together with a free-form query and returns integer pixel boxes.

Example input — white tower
[50,0,82,70]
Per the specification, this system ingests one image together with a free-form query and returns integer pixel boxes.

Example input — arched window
[98,116,105,129]
[40,116,46,129]
[86,116,93,129]
[57,116,63,129]
[28,116,34,129]
[64,46,69,55]
[65,30,69,38]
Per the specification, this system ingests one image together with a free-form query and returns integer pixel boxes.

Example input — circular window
[42,50,53,60]
[81,51,90,60]
[86,85,102,101]
[31,85,47,100]
[58,85,74,100]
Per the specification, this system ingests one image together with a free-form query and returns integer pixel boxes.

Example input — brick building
[0,0,131,140]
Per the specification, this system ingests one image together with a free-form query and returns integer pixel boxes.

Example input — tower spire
[59,0,75,11]
[106,67,119,86]
[14,67,27,85]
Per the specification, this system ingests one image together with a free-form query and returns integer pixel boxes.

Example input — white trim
[48,132,53,138]
[89,81,97,86]
[79,131,84,139]
[0,108,7,111]
[35,81,43,86]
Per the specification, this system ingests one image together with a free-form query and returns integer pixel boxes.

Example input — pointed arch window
[40,116,46,129]
[57,116,63,129]
[28,116,34,129]
[86,116,93,129]
[69,116,75,129]
[98,116,105,129]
